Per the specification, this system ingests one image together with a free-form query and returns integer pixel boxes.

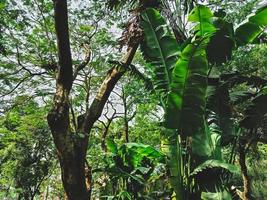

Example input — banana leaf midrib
[198,6,204,36]
[143,11,172,91]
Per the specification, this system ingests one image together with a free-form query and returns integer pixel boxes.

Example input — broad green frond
[141,8,180,103]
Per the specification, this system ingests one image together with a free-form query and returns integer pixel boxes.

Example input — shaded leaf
[207,19,235,64]
[106,139,118,154]
[240,86,267,129]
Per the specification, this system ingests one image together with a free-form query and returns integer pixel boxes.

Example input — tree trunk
[122,90,129,142]
[48,1,89,199]
[124,118,129,142]
[238,140,251,200]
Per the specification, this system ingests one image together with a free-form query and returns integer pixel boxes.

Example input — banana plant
[141,5,216,199]
[140,3,267,199]
[102,140,165,199]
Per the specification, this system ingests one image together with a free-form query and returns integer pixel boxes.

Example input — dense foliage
[0,0,266,200]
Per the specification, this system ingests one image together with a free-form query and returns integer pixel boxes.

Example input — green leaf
[192,121,222,159]
[235,23,262,45]
[188,5,213,22]
[191,159,240,176]
[79,25,92,32]
[191,159,239,192]
[0,1,6,10]
[140,8,180,102]
[235,5,267,46]
[160,129,183,199]
[106,139,118,154]
[188,5,216,36]
[123,143,164,167]
[201,190,232,200]
[206,84,235,145]
[165,38,209,135]
[250,6,267,26]
[117,190,132,200]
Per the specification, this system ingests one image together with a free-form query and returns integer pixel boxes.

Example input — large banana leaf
[140,8,180,103]
[207,4,267,64]
[164,5,215,134]
[164,38,209,134]
[235,5,267,46]
[206,73,267,144]
[190,5,234,65]
[206,84,235,145]
[140,9,185,198]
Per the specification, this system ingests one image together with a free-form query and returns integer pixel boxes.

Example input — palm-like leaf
[140,8,180,103]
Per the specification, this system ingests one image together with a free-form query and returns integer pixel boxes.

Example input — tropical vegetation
[0,0,266,199]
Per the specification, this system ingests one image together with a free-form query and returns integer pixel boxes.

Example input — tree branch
[73,45,92,80]
[53,0,73,92]
[82,44,139,132]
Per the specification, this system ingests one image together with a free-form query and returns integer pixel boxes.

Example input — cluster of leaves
[92,140,167,199]
[0,96,56,199]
